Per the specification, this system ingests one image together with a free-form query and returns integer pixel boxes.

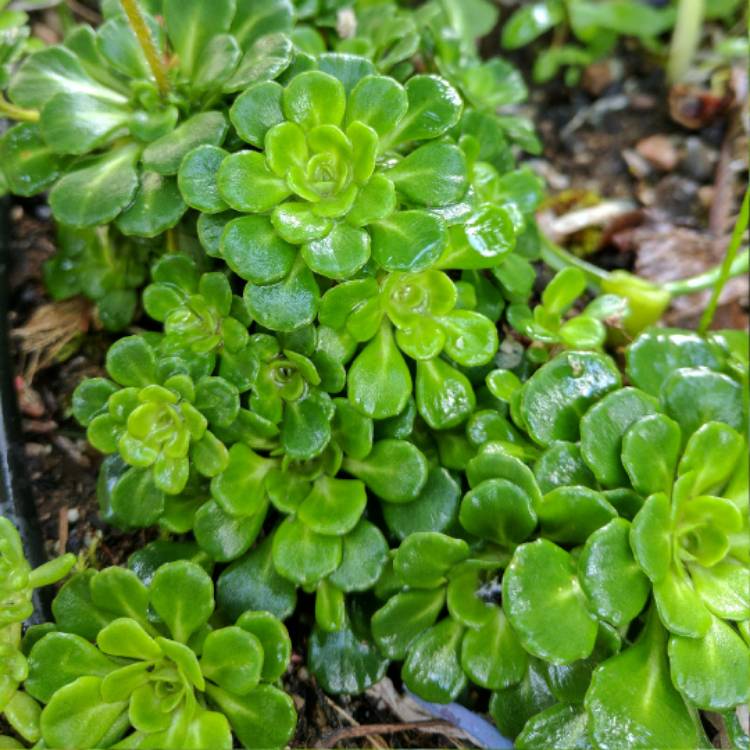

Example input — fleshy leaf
[272,517,342,586]
[504,540,597,664]
[402,618,466,704]
[416,357,476,430]
[461,608,528,691]
[149,560,214,643]
[388,75,462,145]
[393,532,469,589]
[342,439,428,503]
[621,414,682,496]
[217,536,297,622]
[585,610,706,750]
[371,211,447,272]
[579,387,659,488]
[49,144,139,227]
[579,518,650,628]
[347,322,412,420]
[518,350,621,446]
[372,589,446,660]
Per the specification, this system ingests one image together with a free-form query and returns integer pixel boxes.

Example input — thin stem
[663,247,749,297]
[0,94,39,123]
[667,0,704,83]
[697,189,750,332]
[120,0,170,98]
[539,236,609,285]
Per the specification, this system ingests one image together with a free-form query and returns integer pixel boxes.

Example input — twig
[51,434,90,469]
[708,112,740,237]
[315,720,458,748]
[57,507,69,556]
[119,0,170,98]
[320,694,389,750]
[544,200,637,242]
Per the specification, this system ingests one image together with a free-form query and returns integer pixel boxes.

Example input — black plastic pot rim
[0,198,52,620]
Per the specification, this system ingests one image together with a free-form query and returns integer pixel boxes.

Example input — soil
[3,8,748,748]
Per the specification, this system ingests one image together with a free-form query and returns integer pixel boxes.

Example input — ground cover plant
[0,0,748,748]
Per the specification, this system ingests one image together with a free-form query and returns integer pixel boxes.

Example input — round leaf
[178,145,229,213]
[149,560,214,643]
[301,223,370,279]
[308,616,388,695]
[460,478,537,546]
[519,350,621,446]
[416,357,476,430]
[580,387,659,488]
[217,150,290,212]
[342,438,428,503]
[461,608,528,690]
[328,520,389,592]
[272,517,342,586]
[49,144,139,227]
[390,75,462,145]
[244,258,320,332]
[371,211,447,272]
[383,466,460,541]
[504,540,598,664]
[579,519,650,627]
[298,476,367,536]
[669,615,750,711]
[116,172,187,238]
[402,618,466,704]
[217,536,297,622]
[236,611,292,683]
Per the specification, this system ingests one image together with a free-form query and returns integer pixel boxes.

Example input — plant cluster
[500,0,746,85]
[0,518,75,745]
[0,1,748,748]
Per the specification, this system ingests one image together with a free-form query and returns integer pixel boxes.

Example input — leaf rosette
[0,517,75,744]
[465,329,749,747]
[187,60,468,330]
[26,560,296,749]
[371,531,524,704]
[73,335,238,496]
[0,0,295,229]
[143,255,257,391]
[320,268,497,423]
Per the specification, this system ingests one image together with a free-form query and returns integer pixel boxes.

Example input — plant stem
[664,247,749,297]
[0,94,39,123]
[539,236,609,285]
[696,189,750,332]
[120,0,170,98]
[667,0,704,83]
[542,231,749,300]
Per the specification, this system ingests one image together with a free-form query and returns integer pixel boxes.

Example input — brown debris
[57,507,69,556]
[627,221,748,329]
[11,297,92,380]
[316,721,462,749]
[669,84,731,129]
[582,60,621,97]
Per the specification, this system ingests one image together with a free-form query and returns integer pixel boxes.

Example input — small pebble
[681,137,718,182]
[25,443,52,458]
[622,148,653,179]
[635,135,679,172]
